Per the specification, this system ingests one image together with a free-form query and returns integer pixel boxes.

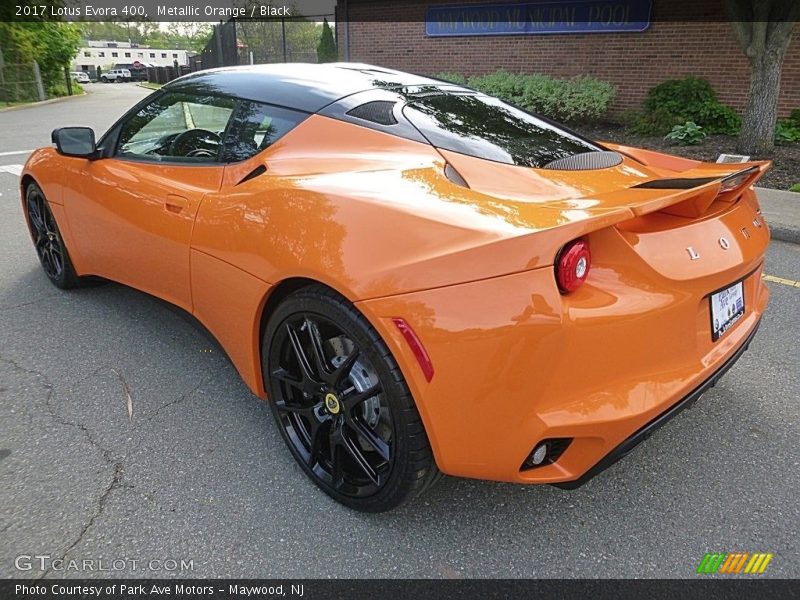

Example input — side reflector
[391,317,434,382]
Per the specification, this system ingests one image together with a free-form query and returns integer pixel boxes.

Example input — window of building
[161,53,167,58]
[98,52,105,57]
[173,53,178,58]
[84,51,91,57]
[125,52,131,58]
[149,53,155,58]
[112,52,118,57]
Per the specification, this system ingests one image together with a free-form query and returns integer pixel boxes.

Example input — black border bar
[2,0,797,23]
[1,579,798,600]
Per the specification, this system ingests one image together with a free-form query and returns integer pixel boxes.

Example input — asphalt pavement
[0,84,798,579]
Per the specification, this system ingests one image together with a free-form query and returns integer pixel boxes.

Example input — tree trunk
[737,49,784,155]
[726,1,799,156]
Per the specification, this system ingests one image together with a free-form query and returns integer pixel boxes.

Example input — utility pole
[215,23,224,67]
[281,17,287,62]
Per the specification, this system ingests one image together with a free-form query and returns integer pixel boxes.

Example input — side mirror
[51,127,97,159]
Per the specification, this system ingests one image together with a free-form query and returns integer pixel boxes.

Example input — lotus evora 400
[21,63,769,511]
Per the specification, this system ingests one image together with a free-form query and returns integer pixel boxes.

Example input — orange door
[65,159,223,311]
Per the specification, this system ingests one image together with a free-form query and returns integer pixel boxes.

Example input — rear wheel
[263,285,440,512]
[24,182,80,289]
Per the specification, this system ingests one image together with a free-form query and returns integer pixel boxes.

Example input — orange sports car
[21,63,769,512]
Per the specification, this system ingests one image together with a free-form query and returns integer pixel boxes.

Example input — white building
[73,40,193,73]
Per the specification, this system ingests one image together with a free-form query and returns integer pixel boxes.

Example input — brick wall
[344,0,800,118]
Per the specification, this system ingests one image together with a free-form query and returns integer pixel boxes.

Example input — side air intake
[543,151,623,171]
[346,101,398,126]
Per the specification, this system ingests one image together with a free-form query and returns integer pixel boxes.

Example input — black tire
[24,182,81,289]
[101,76,108,83]
[263,285,440,512]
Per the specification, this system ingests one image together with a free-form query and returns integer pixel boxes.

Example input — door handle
[165,194,190,213]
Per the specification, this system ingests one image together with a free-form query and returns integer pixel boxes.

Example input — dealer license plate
[710,281,745,341]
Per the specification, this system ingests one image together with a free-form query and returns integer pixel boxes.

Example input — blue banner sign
[425,0,653,37]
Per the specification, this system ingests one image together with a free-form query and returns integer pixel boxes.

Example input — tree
[316,18,337,63]
[725,1,799,155]
[0,21,81,94]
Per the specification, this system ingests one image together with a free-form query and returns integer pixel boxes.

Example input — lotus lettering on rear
[686,246,700,260]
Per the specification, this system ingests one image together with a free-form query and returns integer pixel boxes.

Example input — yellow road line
[762,274,800,288]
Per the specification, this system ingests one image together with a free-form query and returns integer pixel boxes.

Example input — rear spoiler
[626,163,769,218]
[542,161,770,220]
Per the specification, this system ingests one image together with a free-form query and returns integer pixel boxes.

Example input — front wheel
[263,285,440,512]
[24,182,81,289]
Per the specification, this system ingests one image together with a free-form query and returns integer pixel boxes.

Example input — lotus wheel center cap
[324,392,340,415]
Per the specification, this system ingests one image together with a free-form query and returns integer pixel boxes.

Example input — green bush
[434,72,467,85]
[775,120,800,143]
[45,83,70,98]
[465,71,615,122]
[665,121,706,145]
[789,108,800,126]
[789,183,800,193]
[632,76,740,135]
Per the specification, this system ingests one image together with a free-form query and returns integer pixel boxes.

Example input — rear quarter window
[221,102,309,163]
[402,93,601,168]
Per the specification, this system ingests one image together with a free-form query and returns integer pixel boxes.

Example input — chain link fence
[236,18,331,64]
[0,56,45,104]
[200,16,335,70]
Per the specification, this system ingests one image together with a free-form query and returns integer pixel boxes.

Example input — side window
[117,92,236,162]
[221,101,308,162]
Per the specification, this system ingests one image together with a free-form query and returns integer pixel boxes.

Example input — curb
[769,225,800,245]
[755,187,800,246]
[0,92,87,113]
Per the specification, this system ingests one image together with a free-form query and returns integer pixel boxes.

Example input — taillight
[556,239,591,293]
[718,166,758,195]
[391,318,434,382]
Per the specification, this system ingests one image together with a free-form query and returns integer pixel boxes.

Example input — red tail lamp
[391,317,434,382]
[556,239,591,293]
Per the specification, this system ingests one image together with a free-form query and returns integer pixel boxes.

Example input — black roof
[164,63,446,113]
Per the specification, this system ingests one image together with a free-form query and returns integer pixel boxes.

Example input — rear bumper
[554,317,761,489]
[359,191,770,485]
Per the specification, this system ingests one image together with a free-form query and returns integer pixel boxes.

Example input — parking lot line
[0,164,22,176]
[0,150,33,156]
[763,274,800,288]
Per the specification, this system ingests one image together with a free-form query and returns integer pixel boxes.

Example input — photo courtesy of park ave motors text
[0,0,798,587]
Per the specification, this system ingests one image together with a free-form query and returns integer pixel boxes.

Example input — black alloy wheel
[24,183,80,289]
[264,285,440,512]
